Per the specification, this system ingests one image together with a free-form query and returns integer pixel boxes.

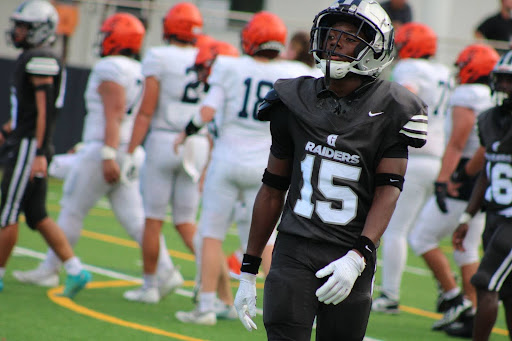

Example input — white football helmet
[310,0,394,79]
[7,0,59,48]
[490,50,512,101]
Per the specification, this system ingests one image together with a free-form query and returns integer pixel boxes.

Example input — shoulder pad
[25,56,60,76]
[257,89,282,122]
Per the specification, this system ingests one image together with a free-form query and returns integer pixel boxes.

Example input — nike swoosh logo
[365,245,373,253]
[242,263,251,266]
[390,179,399,182]
[368,111,384,117]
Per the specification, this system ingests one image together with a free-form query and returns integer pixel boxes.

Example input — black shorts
[0,138,48,229]
[263,232,376,341]
[471,212,512,299]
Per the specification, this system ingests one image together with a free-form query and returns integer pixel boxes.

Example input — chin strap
[324,52,332,87]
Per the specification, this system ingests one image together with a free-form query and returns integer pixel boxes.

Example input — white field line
[13,246,382,341]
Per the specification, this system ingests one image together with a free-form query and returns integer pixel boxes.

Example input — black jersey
[263,76,427,247]
[9,47,62,151]
[477,105,512,214]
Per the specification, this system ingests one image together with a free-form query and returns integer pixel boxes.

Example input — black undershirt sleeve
[269,104,294,160]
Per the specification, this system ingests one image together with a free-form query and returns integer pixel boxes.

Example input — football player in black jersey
[452,50,512,341]
[233,1,428,340]
[0,0,90,297]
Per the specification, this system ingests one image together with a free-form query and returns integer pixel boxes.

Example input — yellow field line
[43,202,506,336]
[47,281,209,341]
[80,230,195,262]
[400,305,508,336]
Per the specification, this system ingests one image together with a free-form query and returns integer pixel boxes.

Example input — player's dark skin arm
[245,154,291,257]
[452,171,488,251]
[359,157,407,247]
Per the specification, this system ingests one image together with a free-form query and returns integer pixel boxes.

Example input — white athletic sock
[198,292,216,313]
[442,287,461,300]
[143,274,157,289]
[0,267,5,279]
[63,257,83,276]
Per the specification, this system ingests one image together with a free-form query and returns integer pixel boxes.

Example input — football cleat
[432,296,472,331]
[175,308,217,325]
[13,266,59,287]
[157,268,184,299]
[444,310,474,338]
[123,286,160,304]
[371,293,400,314]
[213,299,238,320]
[62,269,91,298]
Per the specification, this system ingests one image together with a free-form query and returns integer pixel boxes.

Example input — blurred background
[0,0,506,153]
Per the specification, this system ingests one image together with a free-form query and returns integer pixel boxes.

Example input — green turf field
[0,178,508,340]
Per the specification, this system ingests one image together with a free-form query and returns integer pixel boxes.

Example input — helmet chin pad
[317,59,352,79]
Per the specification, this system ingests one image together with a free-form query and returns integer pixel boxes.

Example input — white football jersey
[445,83,493,158]
[142,45,200,131]
[206,55,316,168]
[82,56,143,144]
[392,59,452,158]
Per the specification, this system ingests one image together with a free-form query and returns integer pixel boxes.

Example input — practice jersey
[9,47,62,150]
[392,58,451,158]
[265,77,427,247]
[206,55,317,168]
[82,56,143,144]
[142,45,200,132]
[478,105,512,215]
[445,84,493,158]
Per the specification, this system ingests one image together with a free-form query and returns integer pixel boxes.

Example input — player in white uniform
[408,44,499,335]
[173,11,316,325]
[123,2,206,303]
[13,13,179,298]
[373,22,452,313]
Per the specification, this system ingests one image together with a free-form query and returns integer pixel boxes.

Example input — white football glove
[120,153,138,184]
[315,250,365,305]
[234,272,258,331]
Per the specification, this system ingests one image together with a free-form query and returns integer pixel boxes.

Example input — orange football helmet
[100,13,145,57]
[395,22,437,59]
[455,44,499,84]
[163,2,203,43]
[195,40,239,81]
[241,11,287,56]
[195,33,215,49]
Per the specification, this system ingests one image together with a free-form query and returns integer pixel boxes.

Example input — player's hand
[103,159,120,184]
[30,155,47,179]
[173,131,187,154]
[452,223,469,252]
[120,153,138,184]
[315,250,365,305]
[234,272,258,332]
[434,182,448,213]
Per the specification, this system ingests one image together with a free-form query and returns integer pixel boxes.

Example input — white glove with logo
[234,272,258,331]
[315,250,366,305]
[120,153,138,184]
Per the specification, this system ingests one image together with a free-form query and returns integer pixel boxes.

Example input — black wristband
[451,166,470,183]
[36,147,45,156]
[352,235,376,263]
[184,120,201,136]
[240,253,262,275]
